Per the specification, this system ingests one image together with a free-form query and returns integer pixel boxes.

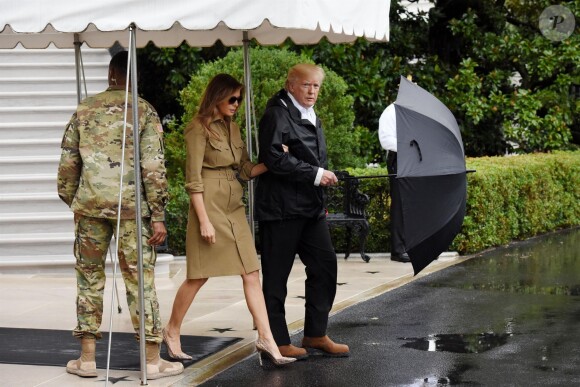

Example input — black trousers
[387,151,406,255]
[259,217,338,345]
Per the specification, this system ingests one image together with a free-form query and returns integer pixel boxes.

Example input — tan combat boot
[145,342,184,380]
[66,336,98,378]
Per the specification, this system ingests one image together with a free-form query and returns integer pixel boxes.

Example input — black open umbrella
[394,76,467,275]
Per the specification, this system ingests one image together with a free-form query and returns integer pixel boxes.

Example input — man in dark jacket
[255,63,350,359]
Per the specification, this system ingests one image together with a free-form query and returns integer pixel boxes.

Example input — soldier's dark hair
[196,73,244,139]
[109,51,128,79]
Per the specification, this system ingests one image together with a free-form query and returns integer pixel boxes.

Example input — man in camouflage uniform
[57,51,183,380]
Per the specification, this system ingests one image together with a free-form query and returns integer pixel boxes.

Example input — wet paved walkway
[201,228,580,386]
[0,252,464,386]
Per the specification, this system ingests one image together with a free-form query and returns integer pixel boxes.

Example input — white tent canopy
[0,0,390,48]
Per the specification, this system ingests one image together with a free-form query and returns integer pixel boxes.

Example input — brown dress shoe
[278,344,309,360]
[302,335,350,357]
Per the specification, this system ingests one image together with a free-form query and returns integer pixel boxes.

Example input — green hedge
[166,151,579,256]
[165,173,189,255]
[452,151,580,253]
[164,46,369,254]
[165,46,368,174]
[343,151,580,255]
[165,151,579,255]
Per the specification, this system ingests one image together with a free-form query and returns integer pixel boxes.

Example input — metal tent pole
[74,34,82,104]
[128,26,148,385]
[73,34,88,103]
[73,34,82,104]
[242,31,255,239]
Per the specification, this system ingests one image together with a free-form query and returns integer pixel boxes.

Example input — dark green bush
[452,151,580,253]
[164,46,371,254]
[161,47,580,256]
[165,173,189,255]
[165,46,367,175]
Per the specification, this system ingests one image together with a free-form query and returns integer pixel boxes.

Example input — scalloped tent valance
[0,0,390,48]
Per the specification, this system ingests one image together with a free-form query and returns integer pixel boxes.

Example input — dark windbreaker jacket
[255,89,329,221]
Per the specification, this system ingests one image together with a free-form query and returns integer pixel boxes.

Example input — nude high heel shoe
[256,339,296,367]
[162,328,193,361]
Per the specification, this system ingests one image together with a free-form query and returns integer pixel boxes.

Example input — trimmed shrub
[161,48,579,256]
[166,146,579,256]
[165,46,366,175]
[343,151,580,256]
[163,46,370,254]
[453,151,580,253]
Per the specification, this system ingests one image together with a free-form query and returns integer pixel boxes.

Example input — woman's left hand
[200,220,216,244]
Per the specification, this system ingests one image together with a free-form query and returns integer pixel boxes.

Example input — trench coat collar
[276,89,320,129]
[210,113,232,126]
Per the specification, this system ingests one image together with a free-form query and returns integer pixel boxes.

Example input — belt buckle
[226,169,235,181]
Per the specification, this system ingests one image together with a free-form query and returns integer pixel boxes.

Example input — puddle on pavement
[427,228,580,296]
[400,332,510,353]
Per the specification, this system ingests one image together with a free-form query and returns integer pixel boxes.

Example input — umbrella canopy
[394,76,467,275]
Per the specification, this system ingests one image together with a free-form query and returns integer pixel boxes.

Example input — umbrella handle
[410,139,422,162]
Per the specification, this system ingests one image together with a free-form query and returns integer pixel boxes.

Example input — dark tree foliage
[286,1,435,163]
[428,0,503,65]
[293,0,579,157]
[441,0,578,154]
[136,42,230,124]
[135,0,578,161]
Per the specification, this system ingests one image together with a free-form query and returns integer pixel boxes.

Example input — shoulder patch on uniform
[157,124,164,133]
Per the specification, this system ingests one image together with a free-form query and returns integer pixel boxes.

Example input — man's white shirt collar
[287,92,317,126]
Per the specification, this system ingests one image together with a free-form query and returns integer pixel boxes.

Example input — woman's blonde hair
[196,73,244,138]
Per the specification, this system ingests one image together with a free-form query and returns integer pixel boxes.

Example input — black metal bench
[326,170,371,262]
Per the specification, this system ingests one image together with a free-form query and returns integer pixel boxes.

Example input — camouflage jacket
[57,88,168,221]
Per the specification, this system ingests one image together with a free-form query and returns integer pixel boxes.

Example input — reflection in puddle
[534,365,558,372]
[409,376,462,386]
[428,228,580,296]
[401,332,510,353]
[504,317,516,334]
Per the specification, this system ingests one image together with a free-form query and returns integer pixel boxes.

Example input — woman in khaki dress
[162,74,294,367]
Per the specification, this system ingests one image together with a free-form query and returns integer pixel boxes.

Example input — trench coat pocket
[208,138,224,165]
[231,139,245,163]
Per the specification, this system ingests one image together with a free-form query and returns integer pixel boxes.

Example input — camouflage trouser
[72,215,162,344]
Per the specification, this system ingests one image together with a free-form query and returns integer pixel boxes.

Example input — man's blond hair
[285,63,325,89]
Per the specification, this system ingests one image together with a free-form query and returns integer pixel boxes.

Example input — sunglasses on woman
[228,96,243,105]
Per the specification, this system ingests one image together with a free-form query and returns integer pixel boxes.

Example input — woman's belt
[201,168,237,181]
